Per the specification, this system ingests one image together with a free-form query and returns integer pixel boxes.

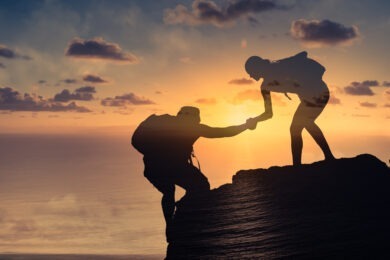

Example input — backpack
[277,51,325,81]
[131,114,179,155]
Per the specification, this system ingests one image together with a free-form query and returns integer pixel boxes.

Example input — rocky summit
[167,154,390,259]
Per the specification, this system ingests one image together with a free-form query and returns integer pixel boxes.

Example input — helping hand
[246,117,258,130]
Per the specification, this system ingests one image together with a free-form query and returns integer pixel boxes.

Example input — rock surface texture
[167,154,390,259]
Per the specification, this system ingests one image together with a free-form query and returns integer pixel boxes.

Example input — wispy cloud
[0,62,5,69]
[101,93,155,107]
[232,89,260,104]
[383,81,390,87]
[164,0,288,28]
[290,19,360,47]
[0,45,32,60]
[0,87,91,112]
[61,78,78,84]
[328,94,341,105]
[65,38,139,63]
[83,74,108,83]
[359,101,377,108]
[228,78,254,85]
[195,97,217,105]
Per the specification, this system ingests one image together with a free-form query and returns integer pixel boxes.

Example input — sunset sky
[0,0,389,256]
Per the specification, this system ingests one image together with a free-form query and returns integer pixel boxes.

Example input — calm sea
[0,132,388,257]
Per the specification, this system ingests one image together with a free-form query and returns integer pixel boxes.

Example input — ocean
[0,131,388,257]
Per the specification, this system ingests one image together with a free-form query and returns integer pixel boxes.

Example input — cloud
[164,0,287,27]
[232,89,260,104]
[383,81,390,87]
[65,37,139,63]
[179,57,193,64]
[195,97,217,105]
[384,103,390,108]
[344,80,379,96]
[352,114,370,118]
[61,78,78,84]
[0,62,5,69]
[0,45,32,60]
[290,19,360,47]
[101,93,155,107]
[0,87,91,112]
[360,101,377,108]
[34,194,89,217]
[328,94,341,105]
[54,86,96,102]
[11,219,37,233]
[83,74,108,83]
[228,78,254,85]
[232,89,288,106]
[38,80,47,84]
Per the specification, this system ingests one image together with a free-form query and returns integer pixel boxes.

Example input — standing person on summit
[245,51,335,165]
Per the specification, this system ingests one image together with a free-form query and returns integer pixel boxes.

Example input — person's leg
[144,174,176,225]
[295,96,334,163]
[305,121,335,161]
[161,186,175,225]
[174,164,210,196]
[290,104,305,166]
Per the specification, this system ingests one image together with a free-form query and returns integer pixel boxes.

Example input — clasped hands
[246,117,258,130]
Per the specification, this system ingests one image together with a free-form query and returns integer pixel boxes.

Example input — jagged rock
[167,154,390,259]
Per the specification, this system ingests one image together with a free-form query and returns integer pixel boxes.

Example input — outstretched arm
[199,120,253,138]
[253,89,273,122]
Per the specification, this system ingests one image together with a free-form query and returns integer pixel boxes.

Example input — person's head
[177,106,201,124]
[245,56,270,81]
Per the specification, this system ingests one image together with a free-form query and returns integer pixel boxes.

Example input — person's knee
[188,175,210,194]
[290,123,304,136]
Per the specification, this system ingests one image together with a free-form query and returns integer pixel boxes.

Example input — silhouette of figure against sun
[245,51,335,165]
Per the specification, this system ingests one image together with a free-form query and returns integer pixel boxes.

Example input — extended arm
[199,122,250,138]
[253,89,273,122]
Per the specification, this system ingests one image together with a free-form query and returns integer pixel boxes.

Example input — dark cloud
[54,86,96,102]
[65,38,139,63]
[38,80,47,84]
[83,74,107,83]
[344,81,379,96]
[195,98,217,105]
[0,45,31,60]
[383,81,390,87]
[0,87,91,112]
[0,62,5,69]
[360,101,377,108]
[290,19,359,47]
[62,78,77,84]
[164,0,288,27]
[228,78,254,85]
[101,93,155,107]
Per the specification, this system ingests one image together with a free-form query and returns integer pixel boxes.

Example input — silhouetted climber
[132,106,257,241]
[245,51,335,165]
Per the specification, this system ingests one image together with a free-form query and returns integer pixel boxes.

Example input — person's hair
[245,56,270,74]
[177,106,201,122]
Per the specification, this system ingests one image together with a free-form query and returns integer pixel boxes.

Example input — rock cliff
[167,154,390,259]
